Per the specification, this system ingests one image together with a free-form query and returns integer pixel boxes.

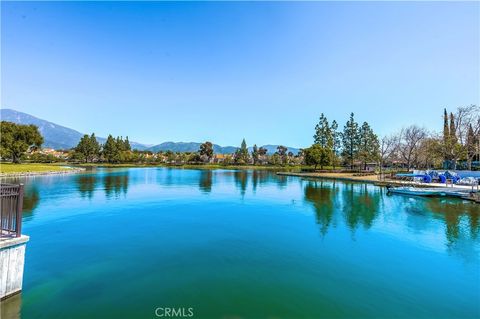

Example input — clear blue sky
[1,1,479,147]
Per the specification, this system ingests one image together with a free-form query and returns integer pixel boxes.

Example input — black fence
[0,183,24,238]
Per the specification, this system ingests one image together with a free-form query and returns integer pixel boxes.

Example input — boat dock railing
[0,183,24,238]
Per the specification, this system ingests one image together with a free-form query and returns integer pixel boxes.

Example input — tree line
[303,105,479,171]
[303,113,379,170]
[1,104,478,170]
[68,135,301,166]
[196,139,300,165]
[72,134,132,163]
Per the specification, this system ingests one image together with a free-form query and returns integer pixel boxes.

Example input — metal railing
[0,183,24,238]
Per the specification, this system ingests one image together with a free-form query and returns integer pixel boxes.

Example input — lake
[1,167,479,319]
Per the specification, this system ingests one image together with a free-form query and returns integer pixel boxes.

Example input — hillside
[1,109,301,154]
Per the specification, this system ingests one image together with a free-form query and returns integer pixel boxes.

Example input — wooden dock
[462,192,480,203]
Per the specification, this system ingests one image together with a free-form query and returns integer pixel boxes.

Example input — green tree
[341,113,360,169]
[75,133,100,163]
[91,133,101,160]
[330,120,340,170]
[314,113,332,148]
[257,146,268,165]
[0,122,43,163]
[251,144,259,165]
[235,139,249,164]
[442,109,462,169]
[449,112,457,144]
[275,145,288,165]
[103,135,119,163]
[443,108,449,147]
[165,150,176,163]
[223,154,234,165]
[358,122,379,170]
[269,153,281,165]
[124,136,131,151]
[116,136,125,152]
[443,108,451,165]
[115,136,132,162]
[466,124,479,170]
[199,141,214,162]
[449,112,464,169]
[304,144,330,170]
[258,147,267,156]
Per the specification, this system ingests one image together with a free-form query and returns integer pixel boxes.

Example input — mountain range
[0,109,300,155]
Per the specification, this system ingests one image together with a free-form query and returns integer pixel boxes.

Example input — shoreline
[277,171,382,184]
[277,171,480,191]
[0,167,85,178]
[0,163,301,177]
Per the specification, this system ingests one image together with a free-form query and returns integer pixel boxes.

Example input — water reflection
[1,177,40,216]
[12,168,480,260]
[251,170,270,192]
[23,184,40,216]
[76,175,97,199]
[303,181,383,235]
[234,170,248,196]
[302,179,480,253]
[425,199,479,242]
[199,170,212,193]
[11,170,480,319]
[304,181,337,235]
[341,183,380,232]
[275,174,288,189]
[103,171,129,198]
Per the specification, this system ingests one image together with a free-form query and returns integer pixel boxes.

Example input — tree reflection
[251,170,271,192]
[304,181,336,235]
[276,174,288,189]
[76,174,98,199]
[425,199,480,243]
[234,170,248,196]
[199,170,212,193]
[341,183,380,232]
[104,171,129,198]
[23,184,40,216]
[252,170,259,192]
[469,212,479,240]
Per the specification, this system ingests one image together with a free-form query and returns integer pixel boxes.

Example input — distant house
[213,154,227,164]
[35,148,69,159]
[364,162,378,172]
[350,160,379,171]
[390,160,408,169]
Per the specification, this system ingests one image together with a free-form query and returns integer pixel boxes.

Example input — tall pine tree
[341,113,360,169]
[442,108,453,167]
[75,133,100,163]
[358,122,379,170]
[251,144,259,165]
[330,120,340,170]
[314,113,332,148]
[103,135,119,163]
[124,136,131,151]
[449,112,457,144]
[235,139,249,164]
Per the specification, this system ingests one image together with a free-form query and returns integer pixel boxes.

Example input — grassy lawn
[0,162,75,174]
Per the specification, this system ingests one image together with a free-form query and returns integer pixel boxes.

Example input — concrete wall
[0,236,29,300]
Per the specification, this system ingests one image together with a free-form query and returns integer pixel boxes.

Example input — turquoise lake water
[1,167,479,319]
